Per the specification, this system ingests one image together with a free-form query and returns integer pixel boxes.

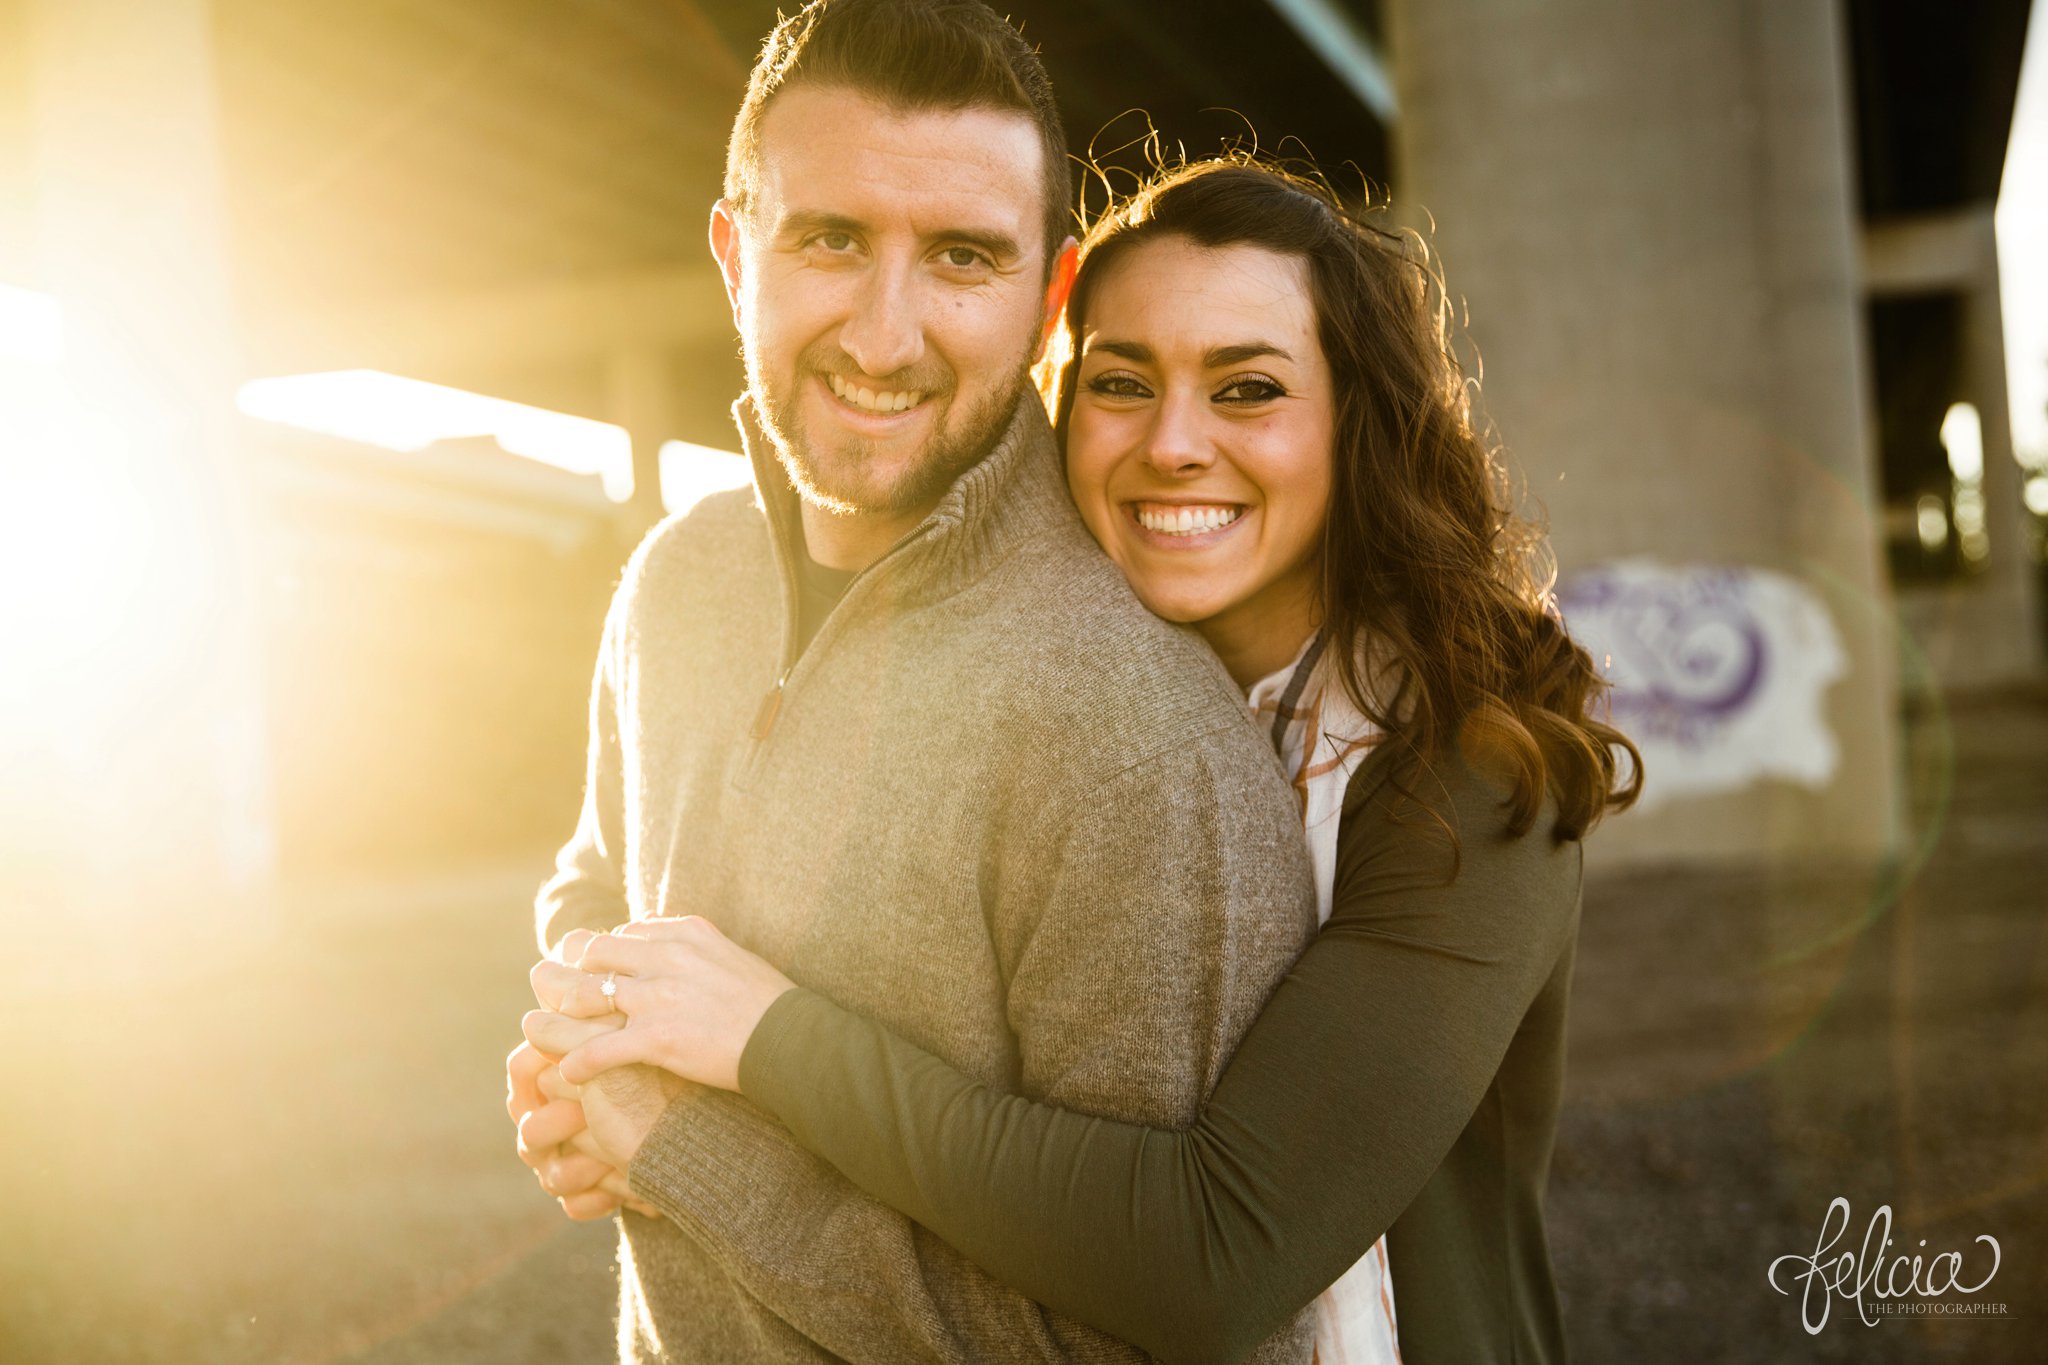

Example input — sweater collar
[732,386,1073,605]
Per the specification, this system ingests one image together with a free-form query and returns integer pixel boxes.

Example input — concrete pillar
[604,344,676,536]
[1866,208,2044,688]
[1962,232,2042,673]
[0,1,32,277]
[12,0,275,955]
[1385,0,1900,867]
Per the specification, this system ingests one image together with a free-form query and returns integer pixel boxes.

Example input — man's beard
[750,338,1031,519]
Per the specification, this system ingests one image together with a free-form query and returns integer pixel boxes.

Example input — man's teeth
[1135,504,1244,536]
[827,373,923,413]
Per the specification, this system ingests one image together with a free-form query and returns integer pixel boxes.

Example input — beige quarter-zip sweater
[535,392,1319,1363]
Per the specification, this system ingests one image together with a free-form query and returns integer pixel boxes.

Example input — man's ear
[709,200,746,326]
[1033,236,1080,363]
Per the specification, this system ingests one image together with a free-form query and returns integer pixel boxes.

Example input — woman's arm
[734,744,1585,1365]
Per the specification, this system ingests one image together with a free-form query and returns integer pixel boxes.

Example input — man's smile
[825,372,928,414]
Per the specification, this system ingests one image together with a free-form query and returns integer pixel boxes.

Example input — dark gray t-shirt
[794,547,855,659]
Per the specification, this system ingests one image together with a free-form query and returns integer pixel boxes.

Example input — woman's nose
[1141,394,1215,476]
[839,266,925,379]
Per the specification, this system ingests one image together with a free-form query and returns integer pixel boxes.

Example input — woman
[542,158,1639,1364]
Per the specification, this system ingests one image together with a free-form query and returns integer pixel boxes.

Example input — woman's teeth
[1135,504,1243,536]
[827,373,923,413]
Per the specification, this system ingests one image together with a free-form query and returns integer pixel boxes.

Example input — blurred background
[1,1,2042,1361]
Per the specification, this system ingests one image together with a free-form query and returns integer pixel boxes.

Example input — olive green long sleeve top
[737,739,1586,1365]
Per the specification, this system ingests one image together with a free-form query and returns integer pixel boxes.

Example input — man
[505,1,1318,1359]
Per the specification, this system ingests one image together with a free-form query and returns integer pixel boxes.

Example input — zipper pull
[751,675,786,740]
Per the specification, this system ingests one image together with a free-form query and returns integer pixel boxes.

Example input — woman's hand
[552,916,798,1093]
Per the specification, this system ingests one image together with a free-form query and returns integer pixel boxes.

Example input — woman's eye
[1217,378,1285,405]
[813,232,856,252]
[1085,372,1151,399]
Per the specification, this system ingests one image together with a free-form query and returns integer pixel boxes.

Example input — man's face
[713,85,1065,525]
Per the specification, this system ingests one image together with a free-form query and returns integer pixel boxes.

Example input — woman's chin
[1127,583,1223,628]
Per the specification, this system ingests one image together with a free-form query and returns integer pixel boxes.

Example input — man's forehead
[751,85,1044,245]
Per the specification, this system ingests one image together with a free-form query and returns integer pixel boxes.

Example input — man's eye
[940,246,990,270]
[816,232,856,251]
[1217,378,1285,405]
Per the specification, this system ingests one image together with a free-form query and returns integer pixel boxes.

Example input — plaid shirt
[1246,634,1404,1365]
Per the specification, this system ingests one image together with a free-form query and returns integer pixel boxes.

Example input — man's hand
[506,930,647,1220]
[524,1009,687,1170]
[508,1039,642,1219]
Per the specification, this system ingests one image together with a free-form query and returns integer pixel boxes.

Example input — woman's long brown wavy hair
[1045,156,1642,842]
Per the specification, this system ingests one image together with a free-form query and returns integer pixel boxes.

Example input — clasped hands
[504,915,799,1222]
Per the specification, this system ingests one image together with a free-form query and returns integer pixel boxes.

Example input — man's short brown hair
[724,0,1074,273]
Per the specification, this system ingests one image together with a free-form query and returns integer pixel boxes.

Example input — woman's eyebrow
[1205,342,1292,367]
[1088,339,1154,362]
[1084,340,1295,366]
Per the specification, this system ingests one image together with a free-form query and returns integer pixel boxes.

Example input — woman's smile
[1127,500,1250,544]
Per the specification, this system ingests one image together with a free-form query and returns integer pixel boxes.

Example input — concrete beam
[249,443,615,557]
[1862,205,1999,293]
[1266,0,1399,122]
[244,261,730,378]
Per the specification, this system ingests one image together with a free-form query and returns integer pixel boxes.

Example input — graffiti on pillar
[1556,560,1845,811]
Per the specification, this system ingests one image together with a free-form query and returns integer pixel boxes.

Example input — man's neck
[798,500,936,573]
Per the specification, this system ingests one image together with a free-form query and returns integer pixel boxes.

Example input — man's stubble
[750,335,1036,521]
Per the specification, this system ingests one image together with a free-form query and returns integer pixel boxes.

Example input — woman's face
[1065,236,1336,673]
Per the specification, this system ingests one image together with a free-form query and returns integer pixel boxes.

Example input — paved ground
[1,685,2040,1364]
[1550,682,2048,1363]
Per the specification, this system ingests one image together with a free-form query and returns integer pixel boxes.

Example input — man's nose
[838,263,925,380]
[1141,392,1216,476]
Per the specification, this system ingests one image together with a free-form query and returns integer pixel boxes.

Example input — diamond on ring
[600,971,618,1005]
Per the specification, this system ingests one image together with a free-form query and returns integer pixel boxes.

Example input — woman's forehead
[1083,238,1319,357]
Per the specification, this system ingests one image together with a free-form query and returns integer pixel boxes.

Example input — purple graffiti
[1559,567,1769,750]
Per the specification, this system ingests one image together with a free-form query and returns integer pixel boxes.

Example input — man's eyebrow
[775,211,1022,262]
[1085,340,1295,367]
[776,209,869,238]
[942,227,1023,261]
